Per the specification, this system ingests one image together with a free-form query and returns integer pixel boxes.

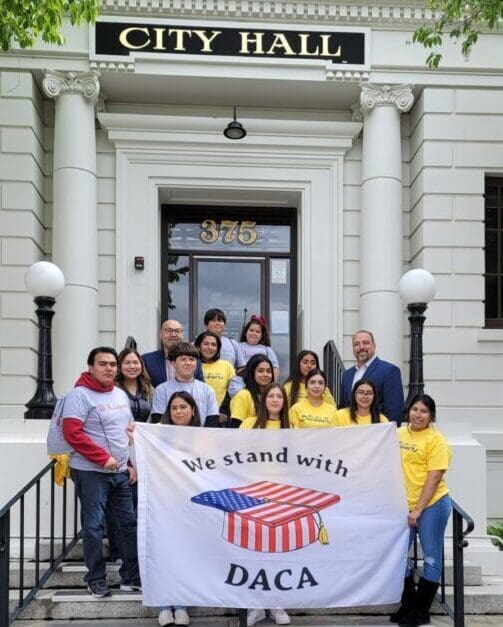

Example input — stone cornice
[42,70,100,102]
[100,0,437,24]
[360,83,414,113]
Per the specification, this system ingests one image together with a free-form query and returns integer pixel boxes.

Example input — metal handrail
[0,459,81,626]
[412,498,474,627]
[323,340,345,406]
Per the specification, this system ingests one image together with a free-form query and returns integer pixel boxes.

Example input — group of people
[58,308,452,627]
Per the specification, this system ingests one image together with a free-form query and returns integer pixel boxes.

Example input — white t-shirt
[238,342,279,369]
[62,386,133,473]
[151,379,219,425]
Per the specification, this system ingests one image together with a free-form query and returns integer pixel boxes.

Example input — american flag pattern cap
[192,481,340,552]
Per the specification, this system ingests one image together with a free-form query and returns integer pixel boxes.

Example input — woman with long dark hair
[116,348,153,422]
[240,382,292,625]
[229,354,274,426]
[194,331,237,412]
[127,391,200,626]
[240,382,289,430]
[391,393,452,627]
[283,350,335,408]
[335,378,387,426]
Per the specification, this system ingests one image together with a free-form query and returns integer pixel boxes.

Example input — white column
[360,84,413,366]
[43,71,100,394]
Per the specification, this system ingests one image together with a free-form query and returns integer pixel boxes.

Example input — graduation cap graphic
[191,480,340,553]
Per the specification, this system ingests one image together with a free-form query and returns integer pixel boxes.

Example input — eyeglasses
[356,390,374,397]
[162,328,183,334]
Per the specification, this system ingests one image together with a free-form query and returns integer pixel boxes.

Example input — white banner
[134,422,409,609]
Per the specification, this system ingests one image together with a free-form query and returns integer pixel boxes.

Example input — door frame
[161,204,298,367]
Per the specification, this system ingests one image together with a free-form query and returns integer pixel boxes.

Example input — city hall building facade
[1,0,503,573]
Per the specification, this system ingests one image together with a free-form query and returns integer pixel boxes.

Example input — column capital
[360,83,414,115]
[42,70,100,102]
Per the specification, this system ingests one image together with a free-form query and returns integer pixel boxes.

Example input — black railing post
[238,608,247,626]
[19,496,24,606]
[50,465,55,566]
[323,340,345,407]
[0,511,10,627]
[453,508,466,627]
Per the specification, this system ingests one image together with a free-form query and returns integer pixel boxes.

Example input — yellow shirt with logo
[398,425,451,510]
[288,398,338,429]
[240,417,282,430]
[283,381,335,408]
[230,389,256,422]
[201,360,236,406]
[334,407,388,427]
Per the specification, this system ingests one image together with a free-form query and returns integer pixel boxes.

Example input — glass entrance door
[193,258,264,340]
[162,206,296,377]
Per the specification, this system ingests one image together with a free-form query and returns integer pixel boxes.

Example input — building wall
[409,86,503,517]
[0,71,48,419]
[409,87,502,413]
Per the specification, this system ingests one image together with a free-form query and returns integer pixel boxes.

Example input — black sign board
[94,21,365,64]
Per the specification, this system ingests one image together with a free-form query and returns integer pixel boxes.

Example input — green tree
[0,0,101,52]
[413,0,503,68]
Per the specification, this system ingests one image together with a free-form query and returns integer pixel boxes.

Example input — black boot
[399,577,439,626]
[389,575,416,623]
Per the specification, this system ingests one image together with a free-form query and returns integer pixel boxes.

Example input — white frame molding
[98,112,361,355]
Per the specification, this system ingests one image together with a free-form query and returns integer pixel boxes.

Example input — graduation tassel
[318,521,329,545]
[315,511,329,545]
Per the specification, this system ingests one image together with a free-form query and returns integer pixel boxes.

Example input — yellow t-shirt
[230,389,257,422]
[398,425,451,510]
[283,381,335,408]
[289,398,338,429]
[335,407,388,427]
[201,360,236,406]
[240,417,282,430]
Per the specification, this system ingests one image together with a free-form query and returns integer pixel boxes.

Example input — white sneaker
[247,608,266,626]
[270,608,291,625]
[174,608,191,625]
[158,609,174,626]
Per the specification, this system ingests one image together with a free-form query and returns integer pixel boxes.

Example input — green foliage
[413,0,503,68]
[487,520,503,550]
[0,0,101,52]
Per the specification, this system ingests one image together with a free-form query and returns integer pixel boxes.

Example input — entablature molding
[100,0,438,24]
[98,111,362,155]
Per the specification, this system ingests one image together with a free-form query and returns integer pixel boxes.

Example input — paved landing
[13,616,503,626]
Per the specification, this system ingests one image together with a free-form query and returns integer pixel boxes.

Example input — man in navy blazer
[142,319,204,388]
[340,330,404,425]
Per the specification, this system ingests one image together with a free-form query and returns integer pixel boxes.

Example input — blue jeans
[105,482,137,560]
[407,494,451,583]
[71,469,140,585]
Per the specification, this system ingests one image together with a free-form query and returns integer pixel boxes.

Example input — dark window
[485,177,503,327]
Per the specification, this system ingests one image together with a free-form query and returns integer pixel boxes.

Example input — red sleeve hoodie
[62,372,115,467]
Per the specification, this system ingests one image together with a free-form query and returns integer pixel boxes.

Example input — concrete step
[9,560,122,589]
[12,577,503,620]
[8,559,484,591]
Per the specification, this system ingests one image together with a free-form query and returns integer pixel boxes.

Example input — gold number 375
[199,220,257,246]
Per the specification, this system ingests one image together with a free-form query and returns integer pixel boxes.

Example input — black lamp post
[398,268,436,415]
[24,262,65,420]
